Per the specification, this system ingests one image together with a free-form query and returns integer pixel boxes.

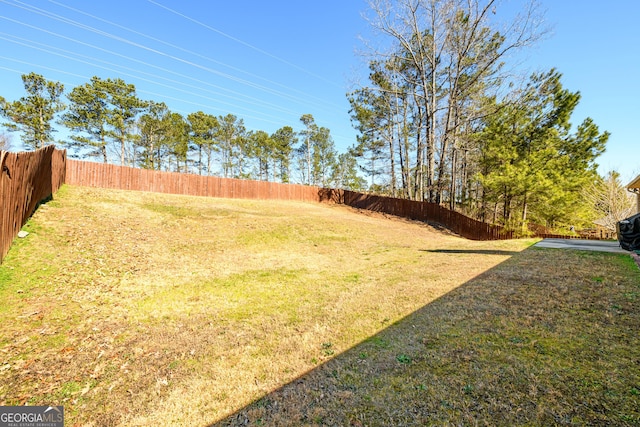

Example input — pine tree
[247,130,274,181]
[1,73,65,150]
[137,101,170,170]
[217,114,246,178]
[477,69,608,231]
[60,77,110,162]
[188,111,219,175]
[270,126,297,183]
[332,152,366,191]
[163,112,190,172]
[102,78,145,166]
[62,76,144,164]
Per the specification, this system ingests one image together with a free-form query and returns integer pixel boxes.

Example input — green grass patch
[134,267,317,323]
[141,202,197,217]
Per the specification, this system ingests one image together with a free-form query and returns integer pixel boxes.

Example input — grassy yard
[0,185,638,426]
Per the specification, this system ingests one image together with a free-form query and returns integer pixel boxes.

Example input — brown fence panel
[51,148,66,191]
[65,159,323,202]
[0,146,66,263]
[3,153,520,266]
[341,191,512,241]
[533,232,613,240]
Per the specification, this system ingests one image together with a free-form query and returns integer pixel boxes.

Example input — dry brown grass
[1,185,638,426]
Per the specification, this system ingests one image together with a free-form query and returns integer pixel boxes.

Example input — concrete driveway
[534,238,629,254]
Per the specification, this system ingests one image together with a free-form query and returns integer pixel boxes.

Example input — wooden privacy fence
[2,146,532,264]
[535,231,615,240]
[65,159,322,202]
[340,191,514,241]
[63,160,512,240]
[61,164,511,240]
[528,222,615,241]
[0,146,66,263]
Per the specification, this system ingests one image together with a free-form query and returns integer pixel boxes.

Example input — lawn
[0,185,638,426]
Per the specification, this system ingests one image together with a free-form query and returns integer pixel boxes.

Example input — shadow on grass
[209,247,640,426]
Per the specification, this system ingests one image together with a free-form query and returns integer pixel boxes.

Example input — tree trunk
[449,148,457,211]
[388,123,397,197]
[306,136,311,185]
[120,138,125,166]
[521,190,528,232]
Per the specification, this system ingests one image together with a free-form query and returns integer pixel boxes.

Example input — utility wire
[0,0,353,146]
[0,34,300,124]
[0,16,314,122]
[45,0,340,109]
[0,32,304,118]
[1,0,341,112]
[0,55,88,80]
[147,0,343,89]
[0,55,286,127]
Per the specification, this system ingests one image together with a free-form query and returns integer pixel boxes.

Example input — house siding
[627,175,640,214]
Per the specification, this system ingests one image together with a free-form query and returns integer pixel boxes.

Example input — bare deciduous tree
[355,0,546,203]
[583,170,636,231]
[0,132,11,151]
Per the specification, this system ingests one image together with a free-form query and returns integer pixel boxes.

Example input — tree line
[0,73,365,190]
[347,0,611,231]
[1,0,625,234]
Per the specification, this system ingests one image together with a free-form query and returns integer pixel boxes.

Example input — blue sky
[1,0,638,182]
[524,1,640,182]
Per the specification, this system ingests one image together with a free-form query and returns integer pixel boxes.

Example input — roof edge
[627,174,640,191]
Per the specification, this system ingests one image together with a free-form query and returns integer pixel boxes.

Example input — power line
[45,0,340,109]
[0,32,305,120]
[147,0,343,89]
[0,0,355,147]
[1,0,342,113]
[0,17,319,125]
[0,55,88,81]
[0,56,287,128]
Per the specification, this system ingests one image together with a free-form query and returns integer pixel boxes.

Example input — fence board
[0,146,66,263]
[341,190,513,241]
[64,159,323,202]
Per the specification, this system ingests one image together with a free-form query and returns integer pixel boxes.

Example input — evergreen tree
[332,151,366,191]
[477,69,608,230]
[299,114,315,184]
[62,76,143,164]
[247,130,274,181]
[217,114,246,178]
[137,101,170,170]
[353,0,544,203]
[102,78,145,166]
[60,77,110,162]
[348,77,391,192]
[1,73,65,150]
[271,126,297,183]
[187,111,219,175]
[311,126,337,187]
[298,114,337,186]
[163,112,190,172]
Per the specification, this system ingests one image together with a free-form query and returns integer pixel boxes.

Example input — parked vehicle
[617,213,640,251]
